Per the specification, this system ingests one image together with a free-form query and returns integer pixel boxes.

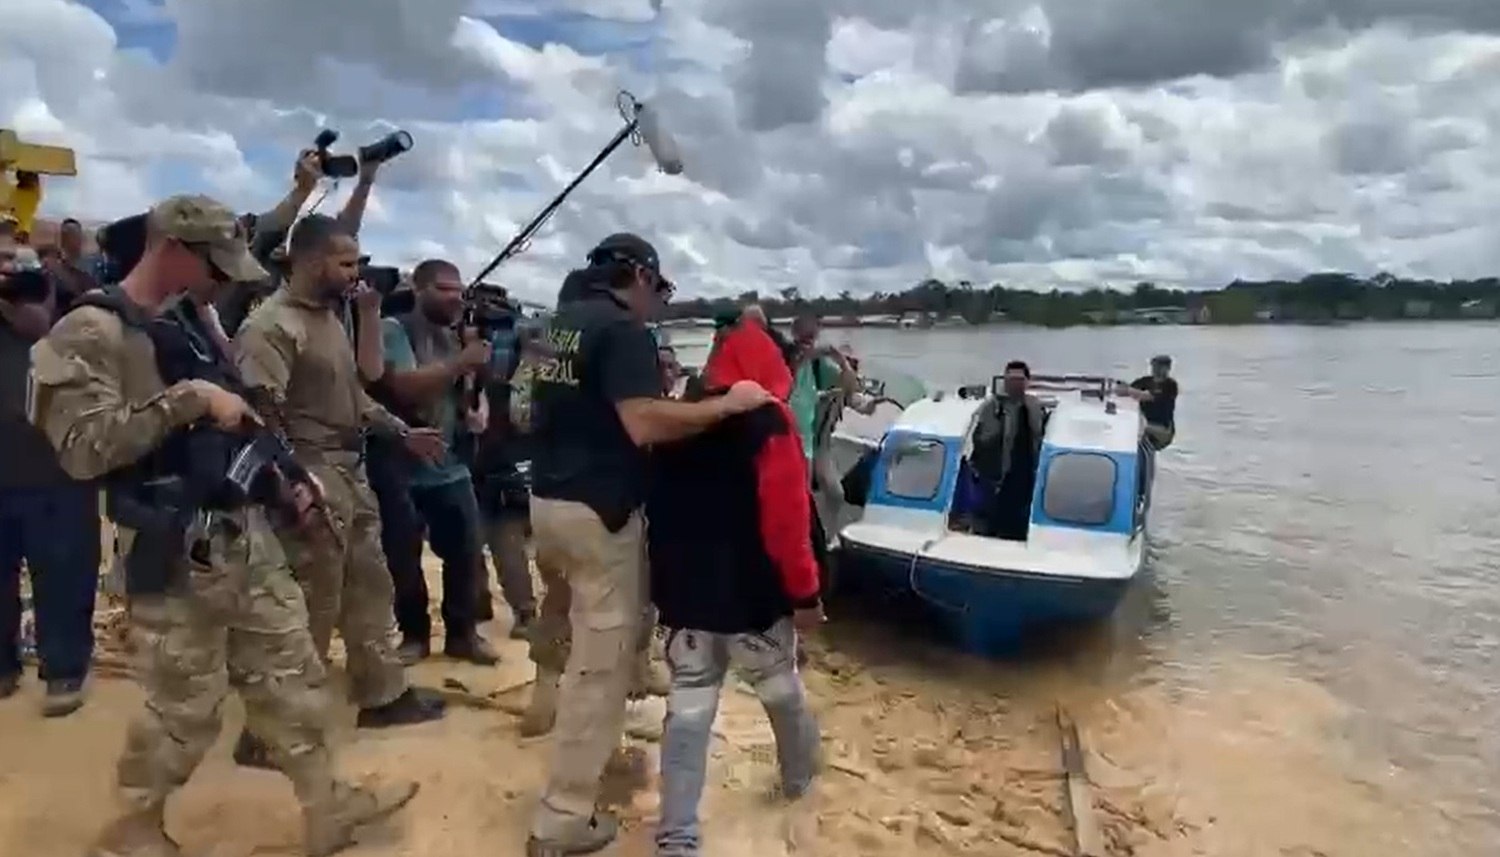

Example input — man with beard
[30,196,418,856]
[235,214,446,750]
[373,258,499,664]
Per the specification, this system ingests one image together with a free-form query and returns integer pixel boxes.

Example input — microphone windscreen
[636,102,684,176]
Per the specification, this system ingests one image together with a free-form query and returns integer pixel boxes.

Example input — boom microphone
[634,101,683,176]
[467,90,685,287]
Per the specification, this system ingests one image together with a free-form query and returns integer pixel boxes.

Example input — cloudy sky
[4,0,1499,302]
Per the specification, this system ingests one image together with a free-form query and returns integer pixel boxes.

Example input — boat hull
[837,539,1133,657]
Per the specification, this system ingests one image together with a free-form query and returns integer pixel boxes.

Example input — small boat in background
[834,374,1155,656]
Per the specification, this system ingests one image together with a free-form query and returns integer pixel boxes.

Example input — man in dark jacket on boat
[647,320,824,857]
[966,360,1046,540]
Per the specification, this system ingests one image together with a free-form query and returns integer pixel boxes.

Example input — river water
[802,321,1497,855]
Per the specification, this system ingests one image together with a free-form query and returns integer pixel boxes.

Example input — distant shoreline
[657,316,1498,330]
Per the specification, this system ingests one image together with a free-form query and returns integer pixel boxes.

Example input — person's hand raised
[294,149,322,191]
[350,282,382,316]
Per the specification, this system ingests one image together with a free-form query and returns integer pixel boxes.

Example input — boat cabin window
[1041,452,1117,526]
[883,436,947,501]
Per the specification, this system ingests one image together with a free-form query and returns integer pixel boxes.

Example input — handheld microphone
[635,102,684,176]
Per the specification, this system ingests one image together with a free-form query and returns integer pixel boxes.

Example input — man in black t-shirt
[524,233,773,856]
[1124,354,1179,450]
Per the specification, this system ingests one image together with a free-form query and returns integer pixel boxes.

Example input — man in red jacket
[645,320,824,857]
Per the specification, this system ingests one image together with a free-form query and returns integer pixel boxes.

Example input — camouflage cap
[147,194,266,283]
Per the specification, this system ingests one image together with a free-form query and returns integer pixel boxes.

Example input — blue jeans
[0,483,100,681]
[656,618,820,856]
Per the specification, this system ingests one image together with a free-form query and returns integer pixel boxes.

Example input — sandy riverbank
[0,575,1460,857]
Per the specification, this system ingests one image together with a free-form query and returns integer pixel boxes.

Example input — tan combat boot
[520,668,561,737]
[303,778,419,857]
[88,805,180,857]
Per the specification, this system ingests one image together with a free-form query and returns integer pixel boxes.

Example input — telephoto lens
[359,131,414,165]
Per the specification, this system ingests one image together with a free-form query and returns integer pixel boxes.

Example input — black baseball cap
[1151,354,1172,366]
[588,232,673,293]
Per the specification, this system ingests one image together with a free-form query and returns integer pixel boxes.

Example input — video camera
[464,281,521,340]
[313,128,414,180]
[0,267,51,306]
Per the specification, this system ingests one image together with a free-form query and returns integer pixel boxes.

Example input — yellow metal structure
[0,129,77,176]
[1,129,77,234]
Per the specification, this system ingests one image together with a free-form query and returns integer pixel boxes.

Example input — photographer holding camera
[369,258,499,665]
[216,145,384,338]
[0,231,101,719]
[472,322,541,643]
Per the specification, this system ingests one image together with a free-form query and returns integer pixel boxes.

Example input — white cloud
[3,0,1500,304]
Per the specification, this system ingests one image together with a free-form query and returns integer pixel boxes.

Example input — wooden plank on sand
[1057,706,1106,857]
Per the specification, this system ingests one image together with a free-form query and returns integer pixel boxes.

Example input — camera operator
[471,324,541,643]
[0,242,100,718]
[370,258,498,665]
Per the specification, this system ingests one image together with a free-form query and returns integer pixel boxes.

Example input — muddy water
[823,321,1500,854]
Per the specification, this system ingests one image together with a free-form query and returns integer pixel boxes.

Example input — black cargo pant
[367,442,481,643]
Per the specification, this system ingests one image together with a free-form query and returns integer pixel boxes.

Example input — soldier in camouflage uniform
[29,195,416,857]
[236,213,444,730]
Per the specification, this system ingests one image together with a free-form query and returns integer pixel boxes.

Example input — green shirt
[789,355,840,462]
[381,317,471,488]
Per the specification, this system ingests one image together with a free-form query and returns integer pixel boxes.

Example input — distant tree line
[661,274,1500,327]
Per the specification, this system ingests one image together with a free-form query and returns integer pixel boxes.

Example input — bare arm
[29,309,209,480]
[384,360,465,407]
[354,303,384,383]
[829,352,860,396]
[255,183,315,245]
[616,396,732,447]
[377,316,483,408]
[336,168,377,235]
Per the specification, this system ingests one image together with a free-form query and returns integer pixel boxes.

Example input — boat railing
[991,373,1128,400]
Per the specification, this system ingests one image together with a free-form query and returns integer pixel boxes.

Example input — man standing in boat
[1120,355,1178,450]
[966,360,1047,541]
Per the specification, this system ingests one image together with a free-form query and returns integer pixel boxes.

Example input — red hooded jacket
[702,323,821,605]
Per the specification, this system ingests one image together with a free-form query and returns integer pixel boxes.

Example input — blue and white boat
[834,374,1155,656]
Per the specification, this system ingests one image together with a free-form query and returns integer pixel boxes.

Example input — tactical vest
[75,288,306,593]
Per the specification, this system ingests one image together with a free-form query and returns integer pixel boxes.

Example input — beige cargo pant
[528,497,648,842]
[277,455,407,709]
[118,509,336,812]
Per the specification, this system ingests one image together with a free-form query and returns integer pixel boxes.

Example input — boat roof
[888,384,1143,454]
[1045,396,1141,453]
[888,394,985,439]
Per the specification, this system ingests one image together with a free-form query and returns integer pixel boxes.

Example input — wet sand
[0,586,1467,857]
